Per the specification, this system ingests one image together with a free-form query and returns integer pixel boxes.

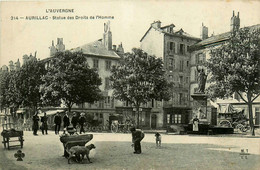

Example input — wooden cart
[1,123,24,150]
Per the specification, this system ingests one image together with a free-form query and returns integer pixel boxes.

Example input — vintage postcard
[0,0,260,170]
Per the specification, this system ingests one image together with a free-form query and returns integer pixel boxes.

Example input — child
[155,132,161,147]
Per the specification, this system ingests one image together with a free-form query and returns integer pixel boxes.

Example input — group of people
[31,111,87,136]
[32,111,48,136]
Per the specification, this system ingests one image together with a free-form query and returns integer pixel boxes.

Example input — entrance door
[151,114,157,129]
[211,108,217,125]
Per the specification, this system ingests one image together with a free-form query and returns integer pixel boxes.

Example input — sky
[0,0,260,66]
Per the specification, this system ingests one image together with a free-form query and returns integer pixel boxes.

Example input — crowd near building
[1,11,259,130]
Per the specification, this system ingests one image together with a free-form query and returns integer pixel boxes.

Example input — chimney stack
[113,45,117,51]
[230,10,240,32]
[151,21,161,29]
[200,23,208,40]
[103,21,112,50]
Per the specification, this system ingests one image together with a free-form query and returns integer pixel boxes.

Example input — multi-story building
[140,21,201,128]
[43,21,131,127]
[189,11,260,127]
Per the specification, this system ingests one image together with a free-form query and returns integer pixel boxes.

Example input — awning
[220,104,244,114]
[38,109,64,117]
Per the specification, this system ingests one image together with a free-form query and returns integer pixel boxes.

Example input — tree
[207,27,260,135]
[110,48,172,128]
[40,51,103,112]
[0,57,44,117]
[0,70,11,110]
[16,57,46,113]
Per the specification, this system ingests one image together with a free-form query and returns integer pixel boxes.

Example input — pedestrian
[32,111,40,136]
[71,112,78,129]
[130,127,145,154]
[78,112,86,134]
[63,111,70,134]
[155,132,161,147]
[193,115,200,132]
[41,112,48,135]
[54,112,62,135]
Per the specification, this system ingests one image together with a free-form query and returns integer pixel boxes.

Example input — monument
[191,65,209,124]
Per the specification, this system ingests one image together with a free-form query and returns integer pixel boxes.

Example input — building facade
[190,11,260,127]
[140,21,201,128]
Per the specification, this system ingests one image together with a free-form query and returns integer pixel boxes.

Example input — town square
[0,1,260,170]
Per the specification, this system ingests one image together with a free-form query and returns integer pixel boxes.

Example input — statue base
[191,93,209,123]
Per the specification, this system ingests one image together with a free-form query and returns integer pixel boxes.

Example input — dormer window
[169,27,173,33]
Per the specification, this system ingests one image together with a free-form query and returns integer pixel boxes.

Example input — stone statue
[196,65,207,93]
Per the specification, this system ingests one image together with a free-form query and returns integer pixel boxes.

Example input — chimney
[9,61,14,71]
[103,21,112,50]
[230,10,240,32]
[56,38,65,52]
[200,23,208,40]
[15,59,20,70]
[113,45,117,51]
[151,21,161,29]
[23,54,29,64]
[116,42,124,56]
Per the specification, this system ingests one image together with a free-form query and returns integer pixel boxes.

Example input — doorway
[151,114,157,129]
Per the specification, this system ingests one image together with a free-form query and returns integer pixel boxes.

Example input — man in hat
[71,112,78,129]
[41,112,48,135]
[78,112,86,134]
[32,111,40,136]
[130,127,145,154]
[63,111,70,134]
[54,112,62,135]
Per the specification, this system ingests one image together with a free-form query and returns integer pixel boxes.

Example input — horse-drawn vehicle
[218,104,250,132]
[110,115,135,133]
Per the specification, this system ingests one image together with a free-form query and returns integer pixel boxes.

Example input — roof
[72,40,120,59]
[195,32,231,47]
[140,25,201,42]
[192,24,260,50]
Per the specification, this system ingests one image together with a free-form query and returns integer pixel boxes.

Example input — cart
[110,115,134,133]
[1,123,24,150]
[218,104,249,132]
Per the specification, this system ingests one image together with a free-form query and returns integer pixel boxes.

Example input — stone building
[140,21,201,128]
[189,11,260,127]
[43,21,133,128]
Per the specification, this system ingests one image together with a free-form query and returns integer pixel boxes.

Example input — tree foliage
[18,58,46,110]
[110,48,172,127]
[207,27,260,134]
[40,51,103,112]
[0,70,11,109]
[0,57,45,114]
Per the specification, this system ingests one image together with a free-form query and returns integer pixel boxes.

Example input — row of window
[195,53,206,64]
[93,59,112,70]
[168,58,189,71]
[168,75,189,84]
[167,114,182,124]
[167,42,189,55]
[90,96,114,109]
[169,93,189,105]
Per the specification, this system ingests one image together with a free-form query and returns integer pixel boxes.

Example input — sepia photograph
[0,0,260,169]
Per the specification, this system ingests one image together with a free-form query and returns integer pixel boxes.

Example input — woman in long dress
[193,116,199,132]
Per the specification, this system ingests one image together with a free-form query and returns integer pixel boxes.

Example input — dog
[68,144,96,164]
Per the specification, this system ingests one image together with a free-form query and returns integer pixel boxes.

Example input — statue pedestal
[191,93,210,123]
